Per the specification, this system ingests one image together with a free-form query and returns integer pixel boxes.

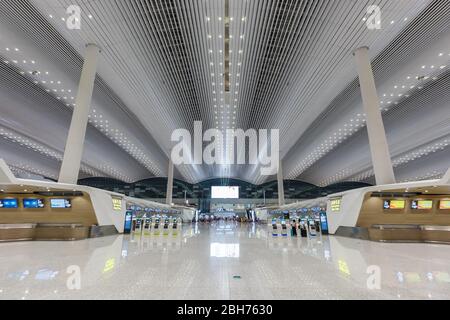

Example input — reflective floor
[0,222,450,300]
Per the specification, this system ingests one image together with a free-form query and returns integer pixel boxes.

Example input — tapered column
[59,44,100,184]
[277,158,285,206]
[166,158,174,205]
[353,46,396,185]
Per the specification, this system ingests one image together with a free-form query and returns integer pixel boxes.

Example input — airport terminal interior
[0,0,449,300]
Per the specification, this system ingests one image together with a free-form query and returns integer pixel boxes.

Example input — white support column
[277,158,285,207]
[59,44,100,184]
[166,158,174,205]
[353,46,396,185]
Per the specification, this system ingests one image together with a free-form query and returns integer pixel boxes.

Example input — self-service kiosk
[134,218,143,235]
[280,220,288,237]
[271,218,279,237]
[143,218,152,235]
[163,218,170,236]
[171,217,180,236]
[153,218,161,236]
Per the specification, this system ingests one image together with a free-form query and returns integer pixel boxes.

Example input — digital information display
[50,199,72,208]
[0,199,18,209]
[384,200,405,210]
[23,199,45,209]
[439,200,450,210]
[411,200,433,210]
[211,186,239,199]
[330,198,341,212]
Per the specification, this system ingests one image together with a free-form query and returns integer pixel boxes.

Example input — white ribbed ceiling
[0,0,448,185]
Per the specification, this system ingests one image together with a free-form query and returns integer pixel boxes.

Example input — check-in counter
[34,224,90,241]
[0,224,36,242]
[0,223,90,241]
[421,225,450,243]
[369,224,450,243]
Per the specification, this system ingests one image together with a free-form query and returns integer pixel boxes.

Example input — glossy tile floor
[0,222,450,300]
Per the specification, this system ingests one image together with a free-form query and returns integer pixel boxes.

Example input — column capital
[352,46,370,56]
[85,43,102,53]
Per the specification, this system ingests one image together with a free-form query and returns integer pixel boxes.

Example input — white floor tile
[0,222,449,300]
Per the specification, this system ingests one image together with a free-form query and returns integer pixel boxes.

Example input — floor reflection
[0,223,449,300]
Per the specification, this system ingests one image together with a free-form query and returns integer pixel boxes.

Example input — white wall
[326,190,366,234]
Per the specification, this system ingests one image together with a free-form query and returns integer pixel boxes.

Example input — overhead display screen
[50,199,72,209]
[439,200,450,210]
[211,186,239,199]
[0,199,18,209]
[383,200,405,210]
[411,200,433,210]
[23,199,45,209]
